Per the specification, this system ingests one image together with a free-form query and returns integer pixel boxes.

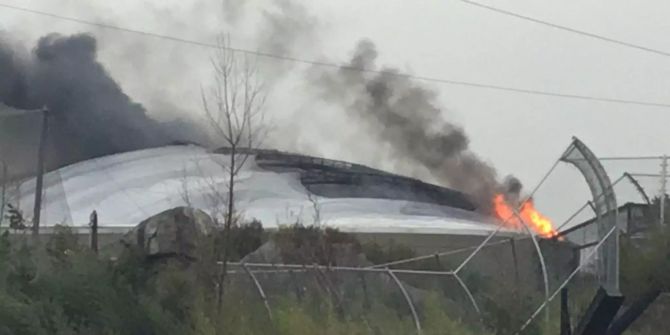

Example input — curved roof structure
[6,145,511,236]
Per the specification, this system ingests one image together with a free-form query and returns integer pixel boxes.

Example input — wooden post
[89,210,98,253]
[32,108,48,237]
[433,253,442,269]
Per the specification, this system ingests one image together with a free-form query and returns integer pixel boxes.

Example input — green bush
[0,224,580,335]
[273,224,360,265]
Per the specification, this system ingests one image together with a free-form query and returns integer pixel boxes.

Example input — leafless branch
[179,164,193,209]
[201,33,269,310]
[307,192,322,228]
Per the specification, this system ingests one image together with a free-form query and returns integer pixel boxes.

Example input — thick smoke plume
[0,33,205,178]
[311,40,520,211]
[0,3,518,213]
[0,0,316,180]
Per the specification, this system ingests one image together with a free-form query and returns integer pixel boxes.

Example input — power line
[2,3,670,108]
[459,0,670,58]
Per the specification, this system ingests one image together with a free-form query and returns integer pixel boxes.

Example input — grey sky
[1,0,669,225]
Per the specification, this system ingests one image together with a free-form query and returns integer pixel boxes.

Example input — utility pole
[32,107,48,236]
[660,155,667,226]
[0,103,48,236]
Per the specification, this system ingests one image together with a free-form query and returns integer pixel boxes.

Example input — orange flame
[493,194,558,239]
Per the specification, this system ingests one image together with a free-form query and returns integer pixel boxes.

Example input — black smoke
[0,33,205,178]
[311,40,519,211]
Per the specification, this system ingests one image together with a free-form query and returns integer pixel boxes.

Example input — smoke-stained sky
[1,0,670,224]
[0,33,182,173]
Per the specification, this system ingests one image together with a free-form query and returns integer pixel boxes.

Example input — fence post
[433,253,442,269]
[89,210,98,253]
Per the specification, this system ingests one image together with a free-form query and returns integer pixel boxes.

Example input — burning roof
[6,145,520,236]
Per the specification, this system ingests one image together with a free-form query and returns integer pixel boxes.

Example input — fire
[493,194,559,239]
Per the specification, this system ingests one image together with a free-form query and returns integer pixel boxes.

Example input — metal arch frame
[223,141,626,332]
[561,137,617,212]
[453,272,481,316]
[386,268,422,335]
[225,158,634,335]
[240,263,274,322]
[454,225,504,274]
[560,137,620,294]
[229,262,456,276]
[453,155,562,275]
[229,262,484,318]
[511,207,551,323]
[623,172,651,205]
[556,174,627,234]
[371,173,631,274]
[515,225,619,335]
[225,153,566,326]
[368,239,510,270]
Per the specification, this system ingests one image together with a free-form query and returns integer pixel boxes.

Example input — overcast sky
[2,0,670,225]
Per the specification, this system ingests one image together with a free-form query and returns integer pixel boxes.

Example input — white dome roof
[9,145,509,236]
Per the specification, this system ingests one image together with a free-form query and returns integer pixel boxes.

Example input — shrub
[273,224,360,265]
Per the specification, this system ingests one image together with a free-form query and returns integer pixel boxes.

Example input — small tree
[201,35,268,310]
[5,204,27,231]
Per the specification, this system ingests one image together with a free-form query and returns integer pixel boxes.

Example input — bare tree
[201,35,268,310]
[307,192,322,229]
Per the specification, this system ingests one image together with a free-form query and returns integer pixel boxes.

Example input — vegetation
[0,225,490,335]
[2,203,668,335]
[618,225,670,335]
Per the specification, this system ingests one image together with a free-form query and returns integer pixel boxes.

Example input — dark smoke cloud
[310,40,519,211]
[222,0,318,79]
[0,33,205,178]
[0,0,317,180]
[259,0,317,57]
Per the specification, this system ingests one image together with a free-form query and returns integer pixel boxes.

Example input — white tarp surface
[9,146,510,236]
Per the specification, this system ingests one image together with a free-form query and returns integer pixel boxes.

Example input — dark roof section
[214,147,477,211]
